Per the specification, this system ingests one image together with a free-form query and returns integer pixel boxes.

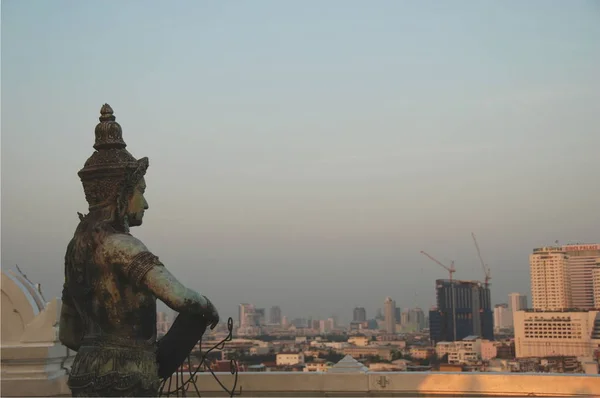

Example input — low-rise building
[249,346,271,355]
[372,340,406,349]
[409,347,435,360]
[342,346,393,361]
[303,361,332,372]
[276,353,305,366]
[435,336,493,365]
[369,360,408,371]
[481,340,497,360]
[495,340,516,359]
[514,310,600,358]
[348,335,369,346]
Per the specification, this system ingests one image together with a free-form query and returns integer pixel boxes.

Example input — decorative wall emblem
[377,375,390,388]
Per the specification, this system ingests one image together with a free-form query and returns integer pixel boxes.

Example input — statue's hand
[203,296,220,329]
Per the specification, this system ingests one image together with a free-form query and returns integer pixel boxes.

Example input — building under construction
[429,279,494,344]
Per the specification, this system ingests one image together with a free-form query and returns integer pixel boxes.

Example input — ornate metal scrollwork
[159,317,242,397]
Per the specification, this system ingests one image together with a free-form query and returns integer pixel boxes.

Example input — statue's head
[78,104,149,229]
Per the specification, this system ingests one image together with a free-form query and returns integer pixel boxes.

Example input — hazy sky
[2,1,599,323]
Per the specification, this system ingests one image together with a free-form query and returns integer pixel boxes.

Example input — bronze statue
[59,104,219,397]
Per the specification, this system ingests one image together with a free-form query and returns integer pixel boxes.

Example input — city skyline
[2,1,599,323]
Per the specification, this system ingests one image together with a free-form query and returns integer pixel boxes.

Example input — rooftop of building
[435,279,485,286]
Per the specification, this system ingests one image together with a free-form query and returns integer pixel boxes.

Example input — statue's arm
[104,234,217,323]
[59,286,83,352]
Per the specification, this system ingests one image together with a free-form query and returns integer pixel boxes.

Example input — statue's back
[59,104,221,397]
[64,228,161,396]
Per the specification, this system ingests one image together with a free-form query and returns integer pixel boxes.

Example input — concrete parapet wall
[5,371,598,397]
[188,371,600,397]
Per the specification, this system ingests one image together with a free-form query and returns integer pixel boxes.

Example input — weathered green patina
[59,104,219,397]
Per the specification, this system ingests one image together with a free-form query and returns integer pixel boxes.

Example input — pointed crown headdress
[78,104,148,211]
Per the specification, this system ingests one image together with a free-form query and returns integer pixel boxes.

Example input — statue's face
[127,177,149,227]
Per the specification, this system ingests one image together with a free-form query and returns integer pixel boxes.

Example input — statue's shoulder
[101,233,150,266]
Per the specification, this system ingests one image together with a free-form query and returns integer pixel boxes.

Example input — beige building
[530,247,571,310]
[513,310,600,358]
[564,244,600,309]
[383,297,396,334]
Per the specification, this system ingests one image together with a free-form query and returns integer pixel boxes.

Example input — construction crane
[420,250,458,341]
[471,232,491,288]
[420,251,456,281]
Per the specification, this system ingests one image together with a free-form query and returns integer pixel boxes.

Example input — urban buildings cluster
[154,242,600,374]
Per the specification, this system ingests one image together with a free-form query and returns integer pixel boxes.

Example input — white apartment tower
[530,247,571,310]
[493,303,512,331]
[563,244,600,309]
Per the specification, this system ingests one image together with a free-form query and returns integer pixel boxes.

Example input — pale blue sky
[2,1,599,322]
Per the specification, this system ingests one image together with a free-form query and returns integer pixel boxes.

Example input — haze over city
[2,1,599,323]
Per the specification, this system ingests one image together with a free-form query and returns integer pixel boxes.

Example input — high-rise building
[530,244,600,311]
[394,307,401,324]
[156,311,170,336]
[353,307,367,322]
[493,304,511,331]
[239,303,254,327]
[508,293,528,312]
[409,308,426,331]
[400,311,409,326]
[563,244,600,309]
[530,247,571,310]
[429,279,494,343]
[327,317,336,331]
[319,319,327,334]
[270,306,282,325]
[593,267,600,308]
[255,308,266,325]
[384,297,396,334]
